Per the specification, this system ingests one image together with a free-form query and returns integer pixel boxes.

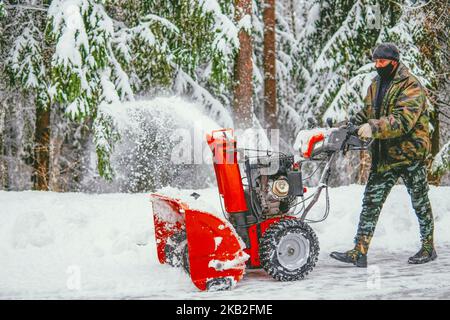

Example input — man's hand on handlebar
[343,121,373,151]
[358,123,372,139]
[345,122,359,135]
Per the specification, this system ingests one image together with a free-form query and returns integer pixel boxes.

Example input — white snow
[432,141,450,174]
[99,96,221,136]
[305,3,320,36]
[293,127,337,157]
[208,251,249,271]
[1,185,450,299]
[214,237,223,251]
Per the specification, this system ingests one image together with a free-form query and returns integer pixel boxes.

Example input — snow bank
[1,186,449,299]
[0,192,161,299]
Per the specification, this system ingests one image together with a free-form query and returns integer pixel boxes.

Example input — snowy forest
[0,0,449,193]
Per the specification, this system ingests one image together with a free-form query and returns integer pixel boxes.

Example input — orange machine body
[206,129,248,214]
[303,133,325,159]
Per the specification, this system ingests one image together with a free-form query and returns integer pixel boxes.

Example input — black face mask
[376,62,396,79]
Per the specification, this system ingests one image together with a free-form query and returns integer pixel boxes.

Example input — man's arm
[352,85,373,126]
[367,79,425,140]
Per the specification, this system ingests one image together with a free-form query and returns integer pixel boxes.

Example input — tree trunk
[34,106,50,190]
[233,0,253,129]
[49,133,64,192]
[263,0,277,129]
[0,106,7,190]
[428,103,441,185]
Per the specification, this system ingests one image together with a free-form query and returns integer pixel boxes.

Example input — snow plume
[236,115,274,155]
[173,68,233,128]
[44,0,239,183]
[90,96,223,192]
[92,105,121,180]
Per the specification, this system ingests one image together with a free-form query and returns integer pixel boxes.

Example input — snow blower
[151,123,371,291]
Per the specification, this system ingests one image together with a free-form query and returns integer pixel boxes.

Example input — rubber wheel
[182,243,190,274]
[164,231,187,268]
[259,219,319,281]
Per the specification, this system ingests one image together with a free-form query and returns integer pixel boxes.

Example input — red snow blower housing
[151,123,370,291]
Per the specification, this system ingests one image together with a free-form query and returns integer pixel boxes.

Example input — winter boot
[330,235,371,268]
[408,238,437,264]
[229,212,251,248]
[330,250,367,267]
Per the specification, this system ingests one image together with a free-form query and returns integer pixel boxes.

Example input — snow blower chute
[151,124,371,291]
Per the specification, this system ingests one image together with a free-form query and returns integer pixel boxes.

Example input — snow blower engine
[151,122,370,291]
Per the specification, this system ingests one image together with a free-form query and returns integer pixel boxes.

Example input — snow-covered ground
[1,185,449,299]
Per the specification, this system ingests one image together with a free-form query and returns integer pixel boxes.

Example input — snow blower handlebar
[341,122,373,153]
[298,123,372,222]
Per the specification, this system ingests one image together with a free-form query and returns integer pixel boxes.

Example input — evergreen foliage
[0,0,448,189]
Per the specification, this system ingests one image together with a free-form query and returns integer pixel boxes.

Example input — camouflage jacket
[354,62,431,173]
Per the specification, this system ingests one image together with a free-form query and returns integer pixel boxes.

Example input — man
[330,43,436,267]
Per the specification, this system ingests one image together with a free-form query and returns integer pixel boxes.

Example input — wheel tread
[259,219,320,281]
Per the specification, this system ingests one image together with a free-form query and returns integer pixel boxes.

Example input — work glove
[358,123,372,139]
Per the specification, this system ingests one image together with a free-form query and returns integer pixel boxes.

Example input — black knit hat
[372,43,400,61]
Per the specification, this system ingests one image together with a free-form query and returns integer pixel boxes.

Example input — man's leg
[400,162,437,264]
[354,169,399,251]
[331,168,398,267]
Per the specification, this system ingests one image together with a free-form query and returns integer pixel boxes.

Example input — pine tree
[0,1,6,18]
[278,0,445,184]
[2,1,52,189]
[2,0,240,185]
[233,0,253,129]
[432,141,450,176]
[263,0,277,129]
[1,0,448,190]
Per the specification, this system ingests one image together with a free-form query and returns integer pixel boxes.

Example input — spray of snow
[100,96,221,135]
